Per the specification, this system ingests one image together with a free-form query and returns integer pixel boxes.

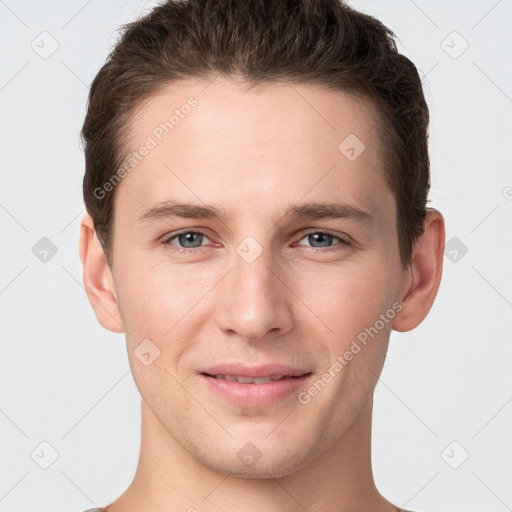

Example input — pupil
[180,233,201,248]
[311,233,331,247]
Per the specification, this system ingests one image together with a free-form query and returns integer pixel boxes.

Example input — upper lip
[199,363,311,378]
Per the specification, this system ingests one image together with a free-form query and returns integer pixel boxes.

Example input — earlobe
[79,213,124,334]
[392,208,445,332]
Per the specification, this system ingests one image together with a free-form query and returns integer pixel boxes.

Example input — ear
[78,213,124,333]
[392,208,445,332]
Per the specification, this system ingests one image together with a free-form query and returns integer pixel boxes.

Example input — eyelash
[160,229,351,254]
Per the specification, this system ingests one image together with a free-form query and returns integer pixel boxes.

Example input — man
[78,0,444,510]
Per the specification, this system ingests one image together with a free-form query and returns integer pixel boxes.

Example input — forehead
[114,77,392,225]
[126,78,381,156]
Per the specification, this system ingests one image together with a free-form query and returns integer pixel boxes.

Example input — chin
[205,454,309,480]
[191,434,315,480]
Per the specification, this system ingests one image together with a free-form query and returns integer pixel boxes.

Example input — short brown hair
[82,0,431,269]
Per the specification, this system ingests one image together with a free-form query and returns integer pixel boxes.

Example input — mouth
[201,373,307,384]
[198,363,313,407]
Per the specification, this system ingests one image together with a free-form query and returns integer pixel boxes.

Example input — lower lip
[200,373,312,407]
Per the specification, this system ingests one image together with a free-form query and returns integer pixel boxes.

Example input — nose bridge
[215,237,293,341]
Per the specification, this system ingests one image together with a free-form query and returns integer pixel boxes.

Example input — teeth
[237,376,257,383]
[213,374,286,383]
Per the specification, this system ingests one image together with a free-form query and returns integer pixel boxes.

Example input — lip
[198,363,312,407]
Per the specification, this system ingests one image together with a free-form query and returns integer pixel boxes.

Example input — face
[106,78,410,478]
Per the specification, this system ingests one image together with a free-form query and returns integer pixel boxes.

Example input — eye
[295,230,351,250]
[161,230,212,252]
[160,229,351,254]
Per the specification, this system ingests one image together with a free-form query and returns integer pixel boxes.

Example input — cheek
[116,262,204,402]
[295,258,398,341]
[116,258,216,341]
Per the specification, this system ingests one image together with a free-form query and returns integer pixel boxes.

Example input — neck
[104,396,398,512]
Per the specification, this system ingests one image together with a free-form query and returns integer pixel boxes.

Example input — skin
[79,77,445,512]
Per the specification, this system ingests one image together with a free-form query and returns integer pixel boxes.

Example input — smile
[206,374,298,384]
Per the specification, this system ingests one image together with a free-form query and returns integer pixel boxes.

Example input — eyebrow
[137,199,373,225]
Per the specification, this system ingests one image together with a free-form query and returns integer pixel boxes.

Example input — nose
[215,244,294,343]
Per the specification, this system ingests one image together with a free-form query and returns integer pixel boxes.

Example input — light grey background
[1,1,511,511]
